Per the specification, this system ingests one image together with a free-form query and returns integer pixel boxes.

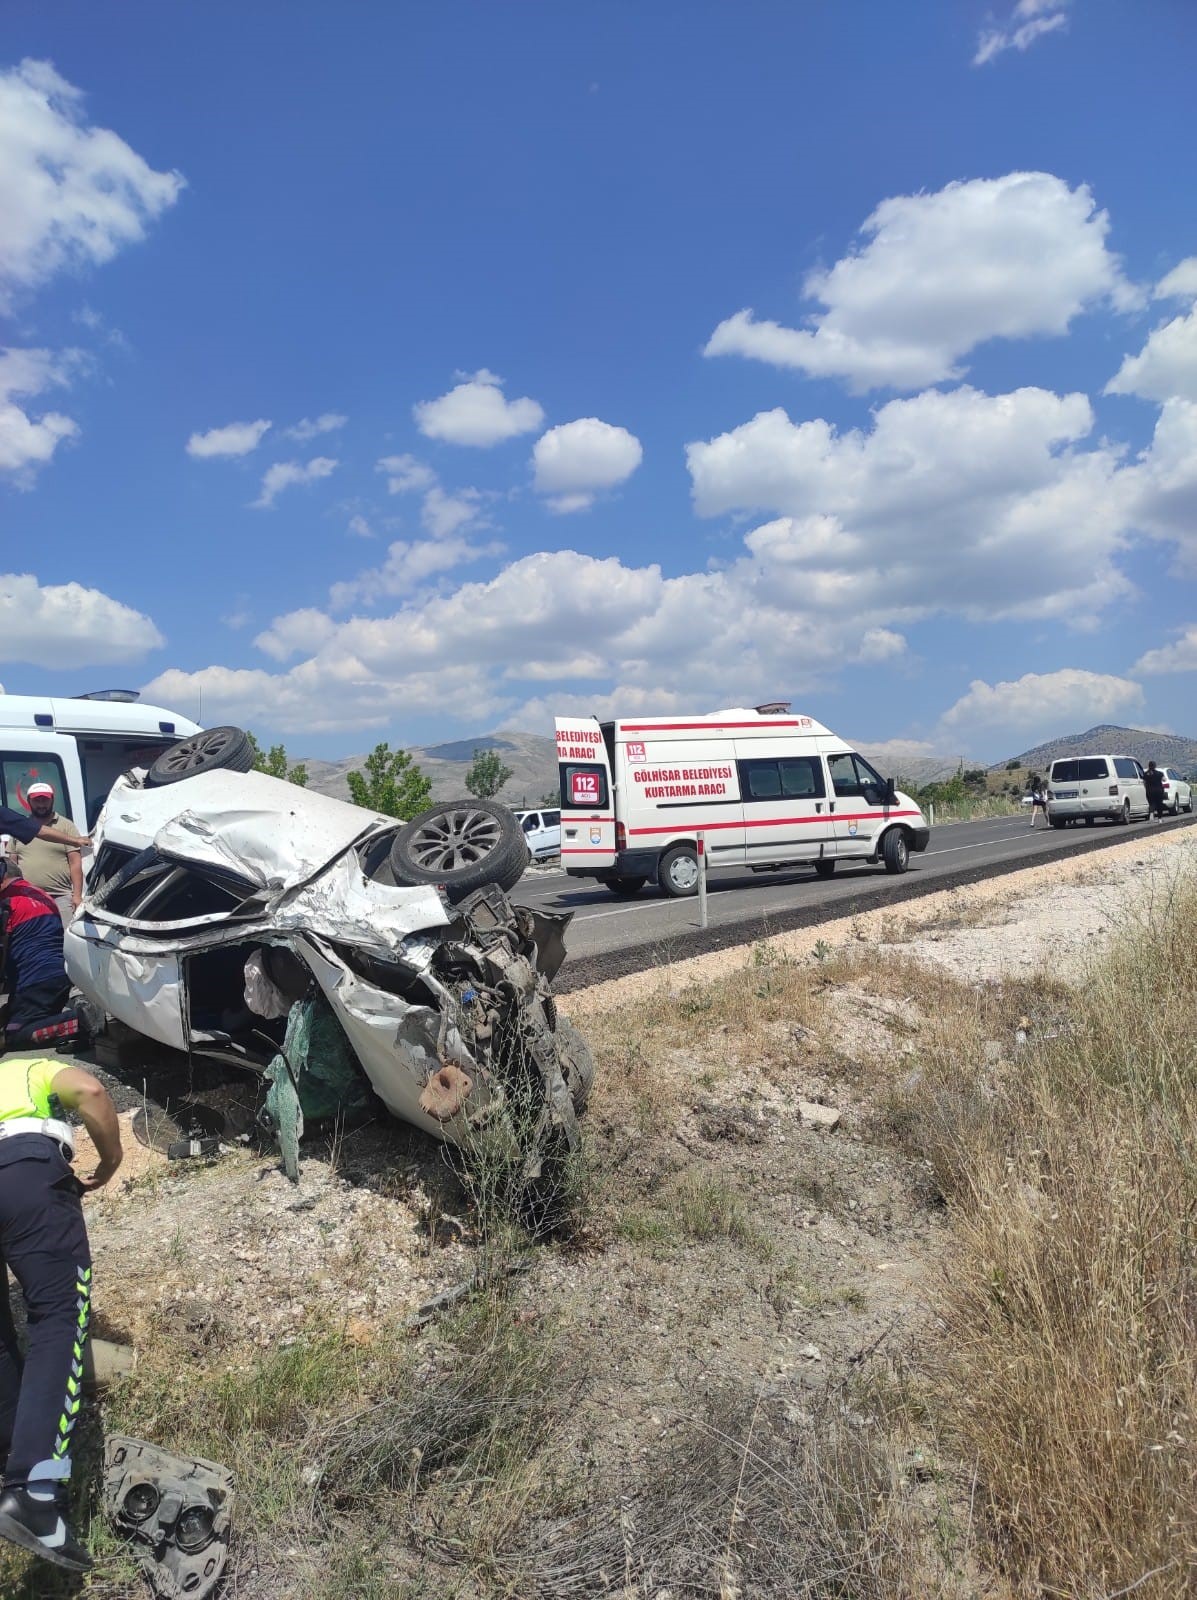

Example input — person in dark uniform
[0,1055,122,1572]
[1144,761,1166,820]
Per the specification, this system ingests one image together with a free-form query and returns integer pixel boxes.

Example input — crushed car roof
[100,769,398,892]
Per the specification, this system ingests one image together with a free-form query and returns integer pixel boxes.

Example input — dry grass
[859,899,1197,1596]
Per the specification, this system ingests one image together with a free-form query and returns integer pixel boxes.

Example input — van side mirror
[884,776,897,806]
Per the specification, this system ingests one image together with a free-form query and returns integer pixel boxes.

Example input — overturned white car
[65,729,592,1185]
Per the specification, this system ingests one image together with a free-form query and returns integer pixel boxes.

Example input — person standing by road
[0,1055,122,1573]
[1144,761,1166,820]
[8,785,83,925]
[1029,777,1049,829]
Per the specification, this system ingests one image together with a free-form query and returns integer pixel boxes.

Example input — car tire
[658,844,700,897]
[881,829,909,874]
[1186,798,1194,814]
[554,1018,595,1112]
[389,801,529,899]
[1084,816,1094,826]
[144,726,255,787]
[1050,818,1065,829]
[814,860,836,879]
[1120,801,1132,824]
[606,877,646,898]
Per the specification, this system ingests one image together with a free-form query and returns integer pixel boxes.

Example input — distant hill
[303,726,962,808]
[304,730,559,808]
[994,724,1197,777]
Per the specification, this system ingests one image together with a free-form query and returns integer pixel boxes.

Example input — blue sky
[2,1,1197,763]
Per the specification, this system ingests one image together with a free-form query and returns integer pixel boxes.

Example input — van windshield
[1051,758,1109,782]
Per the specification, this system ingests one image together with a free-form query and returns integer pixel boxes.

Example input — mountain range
[993,724,1197,777]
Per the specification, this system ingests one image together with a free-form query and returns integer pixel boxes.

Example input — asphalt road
[516,810,1197,989]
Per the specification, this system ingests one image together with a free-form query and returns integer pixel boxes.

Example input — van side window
[560,765,608,809]
[1113,758,1138,779]
[0,755,71,821]
[1077,758,1109,780]
[827,752,884,798]
[739,757,825,801]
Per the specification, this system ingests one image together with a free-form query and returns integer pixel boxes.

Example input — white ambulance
[555,705,930,898]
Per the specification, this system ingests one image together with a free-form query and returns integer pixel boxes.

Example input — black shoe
[0,1485,92,1572]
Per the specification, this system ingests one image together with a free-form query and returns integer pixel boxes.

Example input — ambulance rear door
[556,717,616,871]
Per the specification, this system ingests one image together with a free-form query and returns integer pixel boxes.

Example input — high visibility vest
[0,1056,62,1121]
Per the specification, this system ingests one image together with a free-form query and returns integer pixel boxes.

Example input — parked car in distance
[1046,754,1149,827]
[513,808,561,859]
[1161,767,1194,815]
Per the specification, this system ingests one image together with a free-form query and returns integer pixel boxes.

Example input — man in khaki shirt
[10,785,83,924]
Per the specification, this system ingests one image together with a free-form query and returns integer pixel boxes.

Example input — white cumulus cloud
[1134,626,1197,676]
[687,385,1133,627]
[0,58,183,310]
[1155,258,1197,302]
[414,369,544,447]
[532,418,643,512]
[253,608,338,662]
[186,418,272,459]
[704,172,1136,392]
[1106,305,1197,404]
[1,572,163,666]
[376,453,437,494]
[327,536,503,613]
[283,413,347,441]
[251,456,338,509]
[939,669,1144,736]
[0,347,79,482]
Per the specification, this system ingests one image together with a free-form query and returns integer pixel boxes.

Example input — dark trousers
[0,1139,91,1488]
[4,977,72,1033]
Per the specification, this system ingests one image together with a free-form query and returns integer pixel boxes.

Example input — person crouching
[0,864,71,1041]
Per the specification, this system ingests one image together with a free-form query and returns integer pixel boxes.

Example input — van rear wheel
[658,845,699,898]
[814,860,836,879]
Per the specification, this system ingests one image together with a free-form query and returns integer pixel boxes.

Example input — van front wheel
[881,829,909,875]
[659,845,700,898]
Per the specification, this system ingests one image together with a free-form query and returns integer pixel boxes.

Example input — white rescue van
[555,706,930,897]
[0,690,201,834]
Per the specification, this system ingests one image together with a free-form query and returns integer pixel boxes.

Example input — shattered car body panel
[66,770,589,1168]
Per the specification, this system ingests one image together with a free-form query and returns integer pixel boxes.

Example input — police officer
[0,1055,122,1572]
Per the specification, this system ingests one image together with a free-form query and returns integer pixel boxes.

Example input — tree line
[247,734,521,819]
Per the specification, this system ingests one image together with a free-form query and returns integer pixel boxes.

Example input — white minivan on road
[1046,754,1148,827]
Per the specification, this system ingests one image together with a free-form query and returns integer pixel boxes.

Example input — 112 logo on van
[626,742,647,763]
[569,771,601,805]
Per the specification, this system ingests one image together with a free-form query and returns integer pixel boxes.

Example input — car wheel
[1186,798,1194,814]
[658,844,700,897]
[1119,801,1132,824]
[389,801,529,899]
[606,877,646,898]
[814,860,836,879]
[881,829,909,874]
[145,725,255,787]
[1084,816,1094,826]
[1050,818,1065,829]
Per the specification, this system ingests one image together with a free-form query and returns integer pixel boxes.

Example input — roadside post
[697,831,708,928]
[929,802,935,828]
